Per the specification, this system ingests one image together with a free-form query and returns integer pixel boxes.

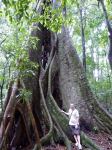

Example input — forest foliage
[0,0,112,113]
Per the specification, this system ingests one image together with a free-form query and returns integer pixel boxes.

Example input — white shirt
[67,108,79,126]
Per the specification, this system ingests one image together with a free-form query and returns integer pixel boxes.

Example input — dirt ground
[43,131,112,150]
[86,131,112,150]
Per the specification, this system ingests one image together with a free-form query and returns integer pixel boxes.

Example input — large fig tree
[0,0,112,150]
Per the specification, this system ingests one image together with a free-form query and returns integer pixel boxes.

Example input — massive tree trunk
[58,28,91,123]
[58,27,112,132]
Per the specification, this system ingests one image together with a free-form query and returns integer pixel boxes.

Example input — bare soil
[43,131,112,150]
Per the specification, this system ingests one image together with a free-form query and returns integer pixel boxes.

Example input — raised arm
[61,109,72,116]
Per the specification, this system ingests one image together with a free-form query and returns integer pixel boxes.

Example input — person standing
[61,104,82,149]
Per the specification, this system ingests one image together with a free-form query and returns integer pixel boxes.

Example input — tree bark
[58,28,91,122]
[58,27,112,133]
[79,6,86,72]
[99,0,112,69]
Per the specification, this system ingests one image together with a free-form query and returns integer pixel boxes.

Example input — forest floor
[86,131,112,150]
[43,131,112,150]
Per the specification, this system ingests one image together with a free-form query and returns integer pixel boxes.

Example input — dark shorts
[69,125,80,135]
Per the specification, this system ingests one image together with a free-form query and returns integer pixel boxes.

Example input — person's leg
[77,135,82,149]
[74,135,78,146]
[70,125,78,146]
[77,135,81,145]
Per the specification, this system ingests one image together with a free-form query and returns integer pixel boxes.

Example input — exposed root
[38,70,53,144]
[21,81,42,149]
[37,40,57,145]
[53,117,72,150]
[81,132,101,150]
[16,103,32,146]
[0,80,18,144]
[3,81,14,111]
[0,117,13,149]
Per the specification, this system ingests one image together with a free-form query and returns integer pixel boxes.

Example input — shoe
[78,144,82,149]
[75,142,78,146]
